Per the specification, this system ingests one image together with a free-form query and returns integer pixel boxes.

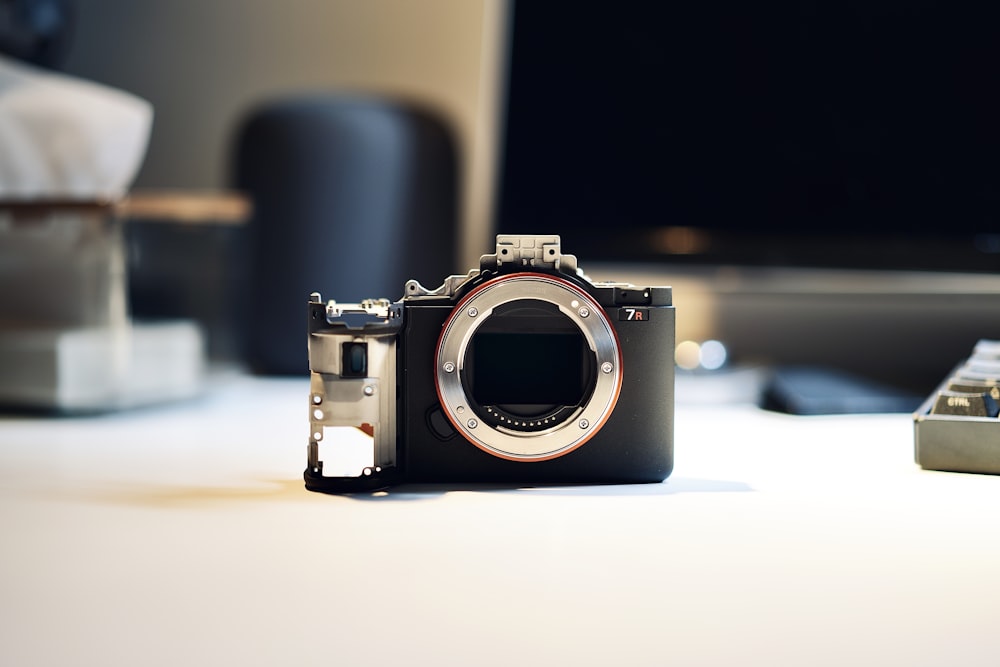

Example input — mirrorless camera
[305,235,674,493]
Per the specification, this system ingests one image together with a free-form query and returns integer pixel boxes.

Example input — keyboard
[914,339,1000,474]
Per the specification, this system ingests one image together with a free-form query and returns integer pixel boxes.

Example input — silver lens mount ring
[434,272,623,461]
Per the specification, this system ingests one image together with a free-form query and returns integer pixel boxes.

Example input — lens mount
[434,273,622,461]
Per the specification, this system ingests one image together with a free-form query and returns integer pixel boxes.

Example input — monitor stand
[588,263,1000,392]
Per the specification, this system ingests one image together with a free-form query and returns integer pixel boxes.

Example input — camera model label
[619,308,649,322]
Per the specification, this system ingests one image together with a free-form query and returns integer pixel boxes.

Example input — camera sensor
[463,299,597,432]
[470,331,589,407]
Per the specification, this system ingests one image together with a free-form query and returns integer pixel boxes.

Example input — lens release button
[427,407,457,440]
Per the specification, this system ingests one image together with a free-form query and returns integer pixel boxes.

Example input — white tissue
[0,55,152,200]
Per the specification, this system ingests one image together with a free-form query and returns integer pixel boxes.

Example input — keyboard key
[972,339,1000,358]
[954,367,1000,383]
[931,390,1000,418]
[962,359,1000,377]
[947,380,1000,399]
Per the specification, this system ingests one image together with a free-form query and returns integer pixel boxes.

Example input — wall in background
[62,0,506,269]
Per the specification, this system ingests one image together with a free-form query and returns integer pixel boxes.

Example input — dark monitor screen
[495,2,1000,272]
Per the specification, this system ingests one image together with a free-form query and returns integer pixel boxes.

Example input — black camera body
[305,235,674,493]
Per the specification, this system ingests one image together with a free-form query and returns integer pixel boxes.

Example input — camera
[305,235,674,493]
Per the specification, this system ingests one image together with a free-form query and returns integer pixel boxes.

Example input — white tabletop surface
[2,375,999,666]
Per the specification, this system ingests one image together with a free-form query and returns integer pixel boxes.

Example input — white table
[2,376,999,666]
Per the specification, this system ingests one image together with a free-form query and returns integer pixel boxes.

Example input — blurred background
[68,0,500,375]
[4,0,1000,409]
[59,0,503,268]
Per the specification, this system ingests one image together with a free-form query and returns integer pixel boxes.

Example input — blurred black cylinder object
[232,94,458,375]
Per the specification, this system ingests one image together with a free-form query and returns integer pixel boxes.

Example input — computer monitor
[492,2,1000,390]
[495,2,1000,274]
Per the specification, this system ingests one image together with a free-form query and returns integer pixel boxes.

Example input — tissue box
[0,201,204,411]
